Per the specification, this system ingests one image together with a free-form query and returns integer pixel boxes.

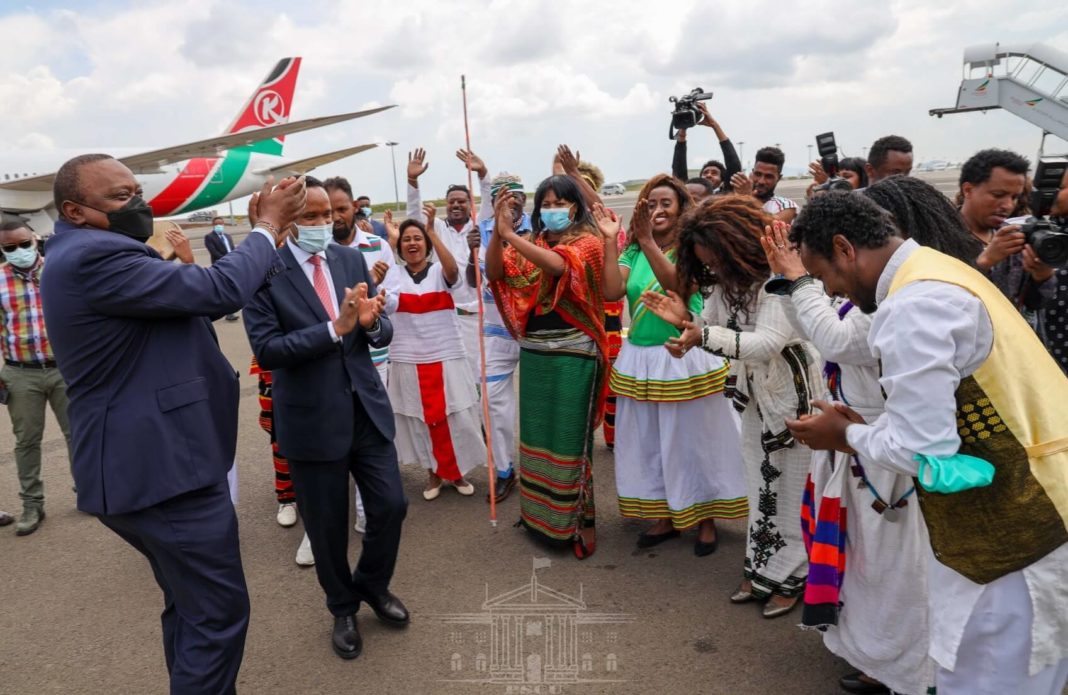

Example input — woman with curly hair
[602,174,745,556]
[487,175,608,559]
[643,195,823,617]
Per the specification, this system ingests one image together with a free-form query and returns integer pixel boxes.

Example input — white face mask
[294,223,332,254]
[3,244,38,269]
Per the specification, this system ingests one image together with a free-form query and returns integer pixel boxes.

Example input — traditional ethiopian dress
[491,230,608,546]
[610,244,747,527]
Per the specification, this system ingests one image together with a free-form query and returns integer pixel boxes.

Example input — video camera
[1020,159,1068,268]
[668,88,714,140]
[812,131,853,195]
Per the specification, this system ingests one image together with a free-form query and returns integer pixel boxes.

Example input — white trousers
[483,332,519,475]
[937,569,1068,694]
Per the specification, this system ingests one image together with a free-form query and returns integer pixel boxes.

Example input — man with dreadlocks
[464,172,531,503]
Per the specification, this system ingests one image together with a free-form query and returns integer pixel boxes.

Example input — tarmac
[0,169,991,694]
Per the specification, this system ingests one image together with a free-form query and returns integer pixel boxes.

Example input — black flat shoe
[694,537,718,556]
[636,528,680,549]
[331,615,362,660]
[838,671,890,694]
[487,472,517,503]
[358,588,410,627]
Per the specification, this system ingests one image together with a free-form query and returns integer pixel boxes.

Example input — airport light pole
[385,141,401,212]
[807,144,813,165]
[738,141,745,171]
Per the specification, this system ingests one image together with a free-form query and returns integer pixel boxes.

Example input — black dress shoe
[838,671,890,694]
[359,588,410,627]
[487,472,517,503]
[636,528,680,549]
[331,615,362,660]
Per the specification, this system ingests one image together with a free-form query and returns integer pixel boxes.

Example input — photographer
[958,149,1056,321]
[670,101,741,193]
[805,156,868,200]
[1038,166,1068,373]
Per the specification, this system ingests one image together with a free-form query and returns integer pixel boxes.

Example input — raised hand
[809,161,828,184]
[640,289,690,327]
[423,202,437,230]
[557,145,581,176]
[695,102,717,129]
[407,148,429,181]
[730,172,753,197]
[493,190,517,240]
[760,221,807,280]
[591,203,620,244]
[630,197,652,242]
[165,229,194,264]
[257,176,307,233]
[455,149,487,178]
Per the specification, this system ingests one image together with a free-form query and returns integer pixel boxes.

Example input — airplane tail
[224,57,302,156]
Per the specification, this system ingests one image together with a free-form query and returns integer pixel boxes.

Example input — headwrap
[490,172,524,199]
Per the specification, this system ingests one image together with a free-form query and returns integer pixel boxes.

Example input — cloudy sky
[3,0,1068,209]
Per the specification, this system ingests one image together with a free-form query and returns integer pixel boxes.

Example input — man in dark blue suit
[243,177,408,661]
[41,153,304,694]
[204,216,241,321]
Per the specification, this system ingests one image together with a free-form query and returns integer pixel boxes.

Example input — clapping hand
[423,202,437,231]
[786,400,863,453]
[630,198,653,243]
[640,289,690,327]
[383,209,399,248]
[808,161,828,184]
[493,190,518,241]
[759,221,807,281]
[371,260,389,285]
[591,203,620,244]
[165,229,194,264]
[407,148,429,181]
[334,283,386,336]
[665,321,702,358]
[730,172,753,197]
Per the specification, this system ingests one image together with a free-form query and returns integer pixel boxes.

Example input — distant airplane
[0,57,394,233]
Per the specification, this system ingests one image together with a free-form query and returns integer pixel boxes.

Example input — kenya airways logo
[254,89,286,126]
[1025,98,1044,107]
[974,79,990,94]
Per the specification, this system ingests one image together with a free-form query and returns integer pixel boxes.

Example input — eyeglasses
[1,240,33,254]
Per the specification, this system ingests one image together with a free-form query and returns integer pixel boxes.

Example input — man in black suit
[204,216,241,321]
[243,177,409,660]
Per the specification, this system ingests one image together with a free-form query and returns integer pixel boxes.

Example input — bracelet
[255,221,280,241]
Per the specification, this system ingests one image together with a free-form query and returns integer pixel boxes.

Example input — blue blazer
[204,230,237,264]
[242,243,394,462]
[41,221,283,515]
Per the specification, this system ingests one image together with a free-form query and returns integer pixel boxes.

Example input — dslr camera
[812,131,852,195]
[1020,159,1068,268]
[668,88,714,139]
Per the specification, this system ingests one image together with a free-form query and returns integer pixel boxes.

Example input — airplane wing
[0,105,396,192]
[253,144,379,176]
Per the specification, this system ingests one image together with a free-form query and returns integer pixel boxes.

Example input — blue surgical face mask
[360,206,373,217]
[295,223,332,254]
[3,245,38,269]
[540,206,573,232]
[213,224,224,234]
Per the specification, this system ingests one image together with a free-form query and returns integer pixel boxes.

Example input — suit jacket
[243,242,394,462]
[41,220,283,515]
[205,230,237,264]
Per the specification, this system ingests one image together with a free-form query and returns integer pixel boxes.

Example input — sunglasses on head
[1,240,33,254]
[446,184,469,196]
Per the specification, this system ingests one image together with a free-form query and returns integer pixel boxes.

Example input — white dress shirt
[845,239,1068,676]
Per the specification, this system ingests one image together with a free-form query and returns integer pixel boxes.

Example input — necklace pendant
[870,499,887,514]
[882,506,900,523]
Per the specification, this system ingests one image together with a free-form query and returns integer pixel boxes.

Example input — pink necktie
[307,255,337,320]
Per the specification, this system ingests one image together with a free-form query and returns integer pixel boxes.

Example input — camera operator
[864,135,913,184]
[805,156,868,200]
[670,102,741,193]
[729,146,797,222]
[1038,166,1068,373]
[959,148,1056,323]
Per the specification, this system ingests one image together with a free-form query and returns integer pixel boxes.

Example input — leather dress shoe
[331,614,362,660]
[487,472,517,503]
[358,587,410,627]
[838,671,890,694]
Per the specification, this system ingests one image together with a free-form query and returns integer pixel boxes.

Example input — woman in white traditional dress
[388,205,485,500]
[601,174,746,555]
[644,195,823,619]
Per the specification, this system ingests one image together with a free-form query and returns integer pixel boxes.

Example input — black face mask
[76,196,155,241]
